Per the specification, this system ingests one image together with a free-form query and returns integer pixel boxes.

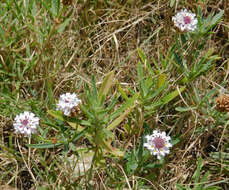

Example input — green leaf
[80,104,95,119]
[91,75,98,100]
[117,81,128,100]
[102,128,115,139]
[57,18,71,33]
[175,184,187,190]
[71,127,88,142]
[27,143,62,149]
[157,74,166,89]
[51,0,60,17]
[145,163,156,169]
[160,86,186,105]
[67,121,77,129]
[171,138,180,145]
[210,10,224,27]
[98,71,114,100]
[46,79,54,107]
[109,93,139,121]
[175,106,197,112]
[0,25,5,41]
[48,110,64,121]
[138,48,148,64]
[37,187,49,190]
[193,157,203,185]
[137,63,147,97]
[204,187,221,190]
[170,0,176,7]
[146,86,186,110]
[94,136,124,157]
[107,107,132,131]
[126,152,138,173]
[145,82,168,100]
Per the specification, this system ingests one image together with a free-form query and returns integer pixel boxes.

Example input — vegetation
[0,0,228,189]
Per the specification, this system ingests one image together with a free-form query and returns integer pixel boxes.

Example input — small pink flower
[172,9,198,32]
[13,111,39,136]
[56,93,81,116]
[144,130,172,160]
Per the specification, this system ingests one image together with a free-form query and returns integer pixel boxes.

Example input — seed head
[215,94,229,112]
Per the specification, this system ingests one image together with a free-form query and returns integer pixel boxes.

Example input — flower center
[21,119,29,126]
[153,137,165,149]
[64,99,69,103]
[183,16,191,24]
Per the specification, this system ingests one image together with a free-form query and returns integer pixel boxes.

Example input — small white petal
[157,155,162,160]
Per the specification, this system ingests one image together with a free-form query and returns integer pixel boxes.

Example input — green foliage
[136,49,186,117]
[0,1,228,189]
[210,149,229,175]
[46,72,138,164]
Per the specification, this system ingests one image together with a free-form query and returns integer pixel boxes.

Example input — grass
[0,0,229,189]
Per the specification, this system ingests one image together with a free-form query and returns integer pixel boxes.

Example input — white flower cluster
[144,130,172,160]
[56,93,81,116]
[172,9,198,32]
[13,111,39,137]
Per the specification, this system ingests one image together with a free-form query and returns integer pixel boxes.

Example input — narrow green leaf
[170,0,176,7]
[71,127,88,142]
[138,48,148,64]
[47,110,64,121]
[67,121,77,129]
[0,25,5,41]
[117,81,128,100]
[175,184,187,190]
[57,18,71,33]
[145,82,168,100]
[51,0,60,17]
[211,10,224,26]
[91,75,98,100]
[107,108,132,131]
[109,93,139,121]
[103,139,124,157]
[137,63,147,97]
[145,86,186,110]
[98,71,114,99]
[204,187,221,190]
[157,74,166,89]
[160,86,186,105]
[193,157,203,185]
[80,105,95,119]
[27,143,62,149]
[175,106,197,112]
[46,79,54,107]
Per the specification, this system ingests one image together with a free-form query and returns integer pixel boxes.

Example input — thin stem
[17,138,37,186]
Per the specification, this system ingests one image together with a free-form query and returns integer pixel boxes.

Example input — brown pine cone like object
[215,94,229,112]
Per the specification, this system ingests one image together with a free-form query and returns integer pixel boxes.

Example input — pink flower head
[172,9,198,32]
[13,111,39,136]
[144,130,172,160]
[56,93,81,116]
